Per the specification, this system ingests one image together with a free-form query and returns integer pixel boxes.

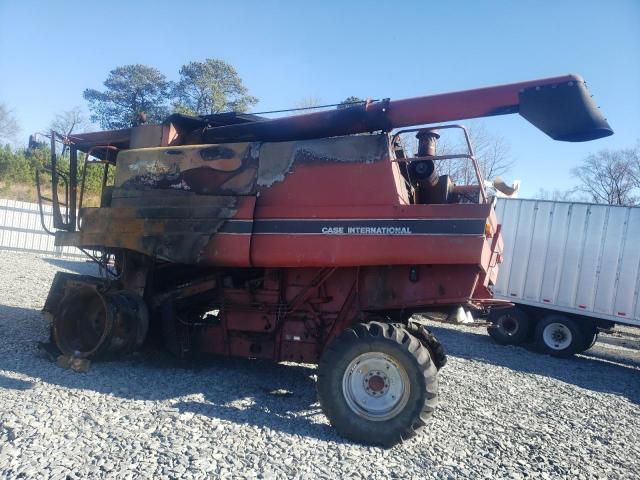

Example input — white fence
[0,198,85,257]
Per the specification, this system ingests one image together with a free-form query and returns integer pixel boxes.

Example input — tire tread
[317,321,439,447]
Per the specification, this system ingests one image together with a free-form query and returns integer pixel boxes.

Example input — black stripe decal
[219,219,485,235]
[219,220,253,234]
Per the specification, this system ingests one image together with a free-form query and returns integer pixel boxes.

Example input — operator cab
[392,125,487,206]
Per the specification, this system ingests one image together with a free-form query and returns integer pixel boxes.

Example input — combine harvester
[35,75,610,445]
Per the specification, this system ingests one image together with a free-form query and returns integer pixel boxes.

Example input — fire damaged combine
[36,75,611,446]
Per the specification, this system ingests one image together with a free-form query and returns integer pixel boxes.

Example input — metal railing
[0,198,85,258]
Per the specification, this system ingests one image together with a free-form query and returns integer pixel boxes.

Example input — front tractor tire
[317,322,439,447]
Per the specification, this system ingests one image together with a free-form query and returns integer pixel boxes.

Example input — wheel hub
[499,315,518,335]
[342,352,410,421]
[364,371,389,396]
[542,322,573,350]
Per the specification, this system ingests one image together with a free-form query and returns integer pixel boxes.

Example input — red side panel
[250,235,485,267]
[359,265,480,310]
[248,203,492,268]
[257,161,408,207]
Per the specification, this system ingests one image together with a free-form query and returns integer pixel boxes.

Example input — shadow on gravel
[582,346,640,370]
[0,373,32,391]
[0,303,346,443]
[426,323,640,405]
[168,358,343,443]
[3,300,638,440]
[41,258,97,275]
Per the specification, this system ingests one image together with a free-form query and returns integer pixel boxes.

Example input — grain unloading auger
[36,74,611,446]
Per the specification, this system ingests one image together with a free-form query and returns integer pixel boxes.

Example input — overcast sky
[1,0,638,197]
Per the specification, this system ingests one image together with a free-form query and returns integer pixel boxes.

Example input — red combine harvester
[36,75,610,445]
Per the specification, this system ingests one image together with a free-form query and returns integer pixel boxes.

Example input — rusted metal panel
[278,341,318,363]
[128,125,164,149]
[225,312,275,332]
[358,265,480,310]
[113,134,391,199]
[228,336,275,360]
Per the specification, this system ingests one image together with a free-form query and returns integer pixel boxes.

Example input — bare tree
[50,107,91,137]
[533,188,579,202]
[416,122,514,185]
[628,142,640,189]
[0,102,20,144]
[571,149,638,206]
[294,96,324,110]
[469,124,514,181]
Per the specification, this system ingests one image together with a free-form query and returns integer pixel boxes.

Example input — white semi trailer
[489,198,640,357]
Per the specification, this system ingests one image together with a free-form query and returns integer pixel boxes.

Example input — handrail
[77,145,119,230]
[391,124,487,203]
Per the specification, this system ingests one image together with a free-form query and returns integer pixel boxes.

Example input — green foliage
[172,59,258,115]
[0,144,108,204]
[0,144,38,183]
[337,96,365,109]
[82,60,259,127]
[84,64,170,129]
[2,58,260,202]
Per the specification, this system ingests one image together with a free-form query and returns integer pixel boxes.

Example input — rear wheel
[578,326,598,353]
[53,287,148,359]
[317,321,438,447]
[535,315,585,357]
[487,306,531,345]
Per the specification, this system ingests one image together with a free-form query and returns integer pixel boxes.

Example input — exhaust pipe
[409,129,439,187]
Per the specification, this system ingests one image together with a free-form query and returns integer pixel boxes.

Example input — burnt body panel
[58,133,498,273]
[115,143,260,195]
[58,193,255,265]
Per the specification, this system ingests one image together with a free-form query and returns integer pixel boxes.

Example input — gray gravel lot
[0,251,639,479]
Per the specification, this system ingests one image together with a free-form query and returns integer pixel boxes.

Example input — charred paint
[199,146,237,161]
[58,192,249,264]
[257,134,390,187]
[116,143,259,195]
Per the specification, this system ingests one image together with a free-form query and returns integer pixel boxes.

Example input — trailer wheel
[535,315,585,357]
[317,321,438,447]
[578,326,598,353]
[487,306,531,345]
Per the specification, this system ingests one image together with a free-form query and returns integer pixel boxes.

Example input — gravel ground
[0,251,639,479]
